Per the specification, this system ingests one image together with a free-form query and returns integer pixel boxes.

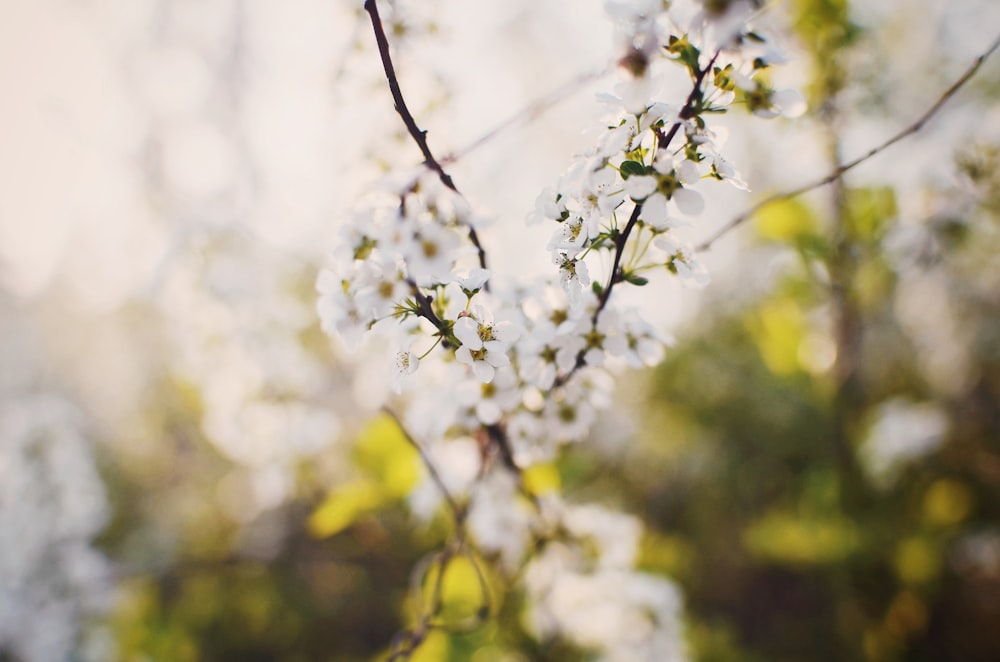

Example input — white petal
[454,317,483,349]
[455,346,474,366]
[624,174,657,200]
[484,343,511,368]
[673,188,705,216]
[677,159,701,185]
[641,193,669,229]
[473,361,496,383]
[493,321,520,343]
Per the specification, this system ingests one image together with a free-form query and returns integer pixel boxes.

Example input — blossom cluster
[317,0,803,656]
[318,0,800,453]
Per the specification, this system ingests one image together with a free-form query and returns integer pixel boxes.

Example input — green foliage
[792,0,862,105]
[623,142,1000,660]
[845,187,897,243]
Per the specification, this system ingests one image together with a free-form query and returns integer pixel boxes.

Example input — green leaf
[845,186,896,242]
[666,35,702,76]
[307,480,384,538]
[624,272,650,286]
[743,508,860,565]
[352,414,420,499]
[619,160,647,179]
[754,196,817,244]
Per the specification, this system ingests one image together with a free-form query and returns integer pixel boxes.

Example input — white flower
[547,215,590,256]
[571,309,623,368]
[528,186,566,224]
[599,114,639,156]
[456,367,522,425]
[354,258,410,320]
[391,349,420,394]
[554,330,587,375]
[454,306,518,383]
[405,222,460,286]
[654,234,710,287]
[455,268,491,295]
[456,343,510,383]
[518,322,562,390]
[565,164,625,238]
[709,152,750,191]
[556,254,591,305]
[454,305,519,349]
[614,308,670,368]
[540,387,598,444]
[316,268,369,348]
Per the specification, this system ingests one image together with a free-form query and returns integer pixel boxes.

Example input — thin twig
[695,33,1000,252]
[364,0,488,273]
[441,66,609,164]
[364,0,454,189]
[383,407,465,525]
[380,411,494,661]
[599,49,719,316]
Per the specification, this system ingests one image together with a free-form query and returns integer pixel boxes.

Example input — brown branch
[364,0,488,274]
[695,33,1000,253]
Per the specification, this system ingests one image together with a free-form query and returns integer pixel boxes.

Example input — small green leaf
[845,186,897,242]
[620,160,647,179]
[623,272,650,286]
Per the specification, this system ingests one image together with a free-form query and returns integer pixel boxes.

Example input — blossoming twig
[554,50,721,388]
[695,32,1000,253]
[323,5,812,657]
[363,0,488,273]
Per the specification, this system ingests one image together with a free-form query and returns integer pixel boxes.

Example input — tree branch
[695,33,1000,253]
[364,0,488,273]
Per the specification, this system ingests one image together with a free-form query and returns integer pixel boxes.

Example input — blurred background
[1,0,999,660]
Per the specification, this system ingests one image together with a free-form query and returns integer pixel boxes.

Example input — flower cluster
[524,503,686,660]
[318,0,803,656]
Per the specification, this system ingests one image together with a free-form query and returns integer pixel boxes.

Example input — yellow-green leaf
[307,480,384,539]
